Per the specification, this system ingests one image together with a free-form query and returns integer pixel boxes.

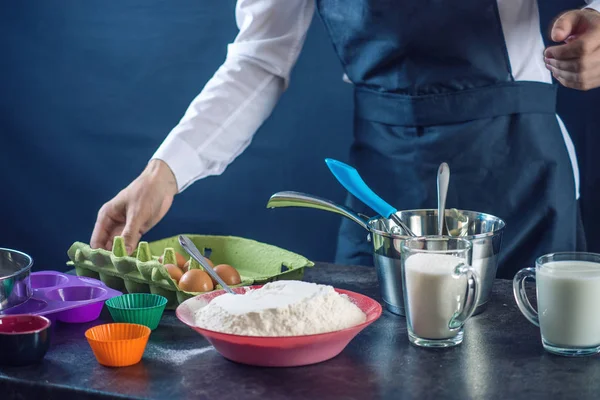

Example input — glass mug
[401,236,480,348]
[513,252,600,356]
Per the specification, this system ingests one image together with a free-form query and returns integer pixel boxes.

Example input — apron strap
[354,81,557,126]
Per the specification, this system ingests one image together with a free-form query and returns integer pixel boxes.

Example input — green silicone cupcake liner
[106,293,168,330]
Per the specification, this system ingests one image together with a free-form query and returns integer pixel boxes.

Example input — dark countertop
[2,263,600,400]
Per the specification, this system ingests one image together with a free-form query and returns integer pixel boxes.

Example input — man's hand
[545,8,600,91]
[90,159,178,254]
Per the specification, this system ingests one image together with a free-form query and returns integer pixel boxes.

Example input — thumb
[551,11,583,42]
[120,209,145,255]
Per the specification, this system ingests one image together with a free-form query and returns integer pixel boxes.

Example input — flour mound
[193,281,367,336]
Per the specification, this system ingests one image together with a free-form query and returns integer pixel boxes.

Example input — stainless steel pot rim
[367,209,506,240]
[0,248,33,279]
[400,235,473,254]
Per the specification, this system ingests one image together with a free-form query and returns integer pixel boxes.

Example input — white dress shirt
[152,0,600,199]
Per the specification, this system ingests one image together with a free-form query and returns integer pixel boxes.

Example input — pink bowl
[176,285,382,367]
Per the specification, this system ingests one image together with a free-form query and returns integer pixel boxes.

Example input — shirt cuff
[151,135,206,193]
[584,1,600,12]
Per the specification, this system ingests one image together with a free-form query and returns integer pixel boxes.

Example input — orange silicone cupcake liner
[85,323,150,367]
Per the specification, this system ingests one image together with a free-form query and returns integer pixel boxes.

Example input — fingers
[90,224,108,250]
[91,198,127,251]
[545,66,578,85]
[544,9,600,91]
[545,62,600,90]
[550,11,583,43]
[545,39,595,60]
[120,207,146,255]
[91,164,177,254]
[544,57,583,73]
[545,39,600,91]
[103,225,125,252]
[553,75,583,90]
[545,9,600,61]
[90,206,114,250]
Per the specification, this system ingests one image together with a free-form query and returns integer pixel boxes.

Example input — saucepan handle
[266,191,371,231]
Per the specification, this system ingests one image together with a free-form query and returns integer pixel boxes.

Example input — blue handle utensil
[325,158,416,237]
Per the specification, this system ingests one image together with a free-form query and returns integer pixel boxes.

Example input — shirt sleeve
[151,0,315,192]
[584,0,600,12]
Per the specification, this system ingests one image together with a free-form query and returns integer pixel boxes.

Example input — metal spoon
[437,162,450,236]
[178,235,235,295]
[325,158,416,237]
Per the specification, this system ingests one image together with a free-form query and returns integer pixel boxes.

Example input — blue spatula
[325,158,416,237]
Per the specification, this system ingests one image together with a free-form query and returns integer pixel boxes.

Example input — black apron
[316,0,586,278]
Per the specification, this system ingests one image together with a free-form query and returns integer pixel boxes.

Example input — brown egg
[178,269,214,292]
[159,252,187,269]
[211,264,241,287]
[164,263,183,282]
[182,257,214,273]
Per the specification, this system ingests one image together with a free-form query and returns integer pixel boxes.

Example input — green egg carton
[66,234,314,310]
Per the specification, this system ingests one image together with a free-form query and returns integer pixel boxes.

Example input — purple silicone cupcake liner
[0,271,121,323]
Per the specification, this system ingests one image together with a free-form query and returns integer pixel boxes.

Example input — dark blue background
[1,1,598,271]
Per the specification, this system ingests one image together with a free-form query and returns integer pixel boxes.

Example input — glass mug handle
[512,267,539,326]
[449,264,481,330]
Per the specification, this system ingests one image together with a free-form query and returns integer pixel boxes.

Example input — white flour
[193,280,367,336]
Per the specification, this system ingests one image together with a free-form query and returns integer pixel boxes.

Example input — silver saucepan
[267,191,505,316]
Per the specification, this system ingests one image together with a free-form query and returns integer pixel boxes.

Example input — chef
[91,1,600,276]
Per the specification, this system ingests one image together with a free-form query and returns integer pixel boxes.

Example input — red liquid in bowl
[0,314,50,334]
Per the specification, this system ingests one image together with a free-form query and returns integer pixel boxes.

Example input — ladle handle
[437,162,450,236]
[266,191,370,231]
[178,235,235,294]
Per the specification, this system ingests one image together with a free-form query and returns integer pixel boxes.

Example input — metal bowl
[0,248,34,311]
[368,209,505,316]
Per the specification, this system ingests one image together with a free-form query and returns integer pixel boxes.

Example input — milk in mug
[404,253,468,339]
[537,261,600,348]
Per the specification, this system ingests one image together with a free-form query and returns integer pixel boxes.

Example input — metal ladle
[435,164,469,237]
[178,235,235,295]
[437,162,450,236]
